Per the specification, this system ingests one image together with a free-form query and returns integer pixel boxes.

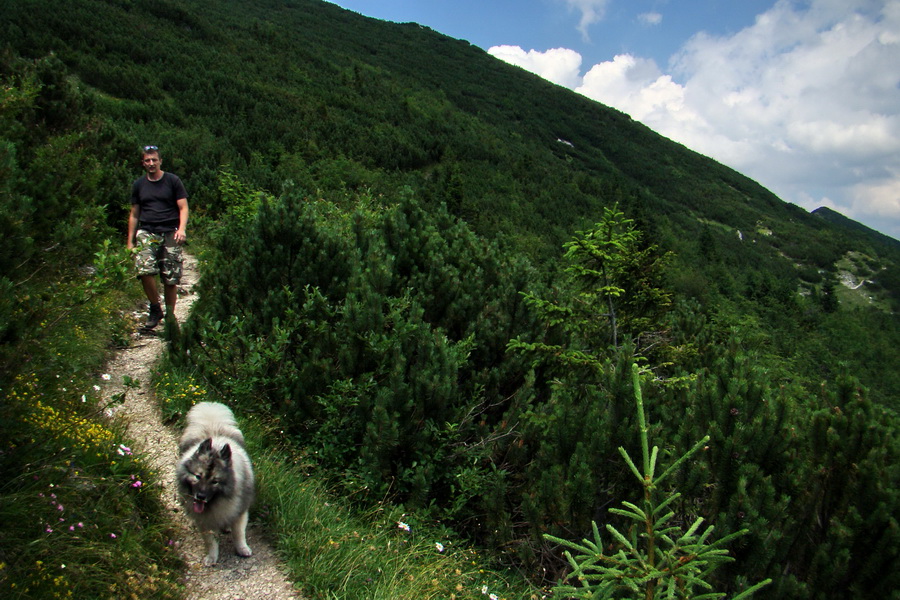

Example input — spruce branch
[544,363,771,599]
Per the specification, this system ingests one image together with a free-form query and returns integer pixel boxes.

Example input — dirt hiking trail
[101,252,300,600]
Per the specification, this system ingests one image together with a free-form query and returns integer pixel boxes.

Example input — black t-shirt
[131,172,187,232]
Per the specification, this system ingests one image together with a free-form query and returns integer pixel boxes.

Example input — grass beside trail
[155,365,546,600]
[0,283,184,600]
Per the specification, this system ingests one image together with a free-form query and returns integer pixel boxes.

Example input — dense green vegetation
[2,0,898,598]
[0,50,183,597]
[0,39,536,600]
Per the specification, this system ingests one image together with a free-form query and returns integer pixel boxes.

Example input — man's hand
[174,229,187,245]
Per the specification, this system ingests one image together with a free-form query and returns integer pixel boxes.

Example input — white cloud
[560,0,611,40]
[487,45,583,88]
[490,0,900,240]
[638,12,663,26]
[852,174,900,220]
[577,55,694,125]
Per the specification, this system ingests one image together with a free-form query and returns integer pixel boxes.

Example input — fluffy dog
[176,402,255,566]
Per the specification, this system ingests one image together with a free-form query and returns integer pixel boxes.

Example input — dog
[176,402,255,566]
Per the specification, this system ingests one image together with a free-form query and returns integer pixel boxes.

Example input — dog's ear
[219,443,232,462]
[198,438,213,453]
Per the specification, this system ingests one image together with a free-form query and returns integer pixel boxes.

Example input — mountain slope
[0,0,844,253]
[2,0,898,394]
[813,206,900,251]
[3,2,899,598]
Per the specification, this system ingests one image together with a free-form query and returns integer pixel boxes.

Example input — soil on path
[101,252,300,600]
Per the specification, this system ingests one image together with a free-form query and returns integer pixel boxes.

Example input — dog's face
[179,438,234,514]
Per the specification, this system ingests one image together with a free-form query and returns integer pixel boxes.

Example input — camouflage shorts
[134,229,183,285]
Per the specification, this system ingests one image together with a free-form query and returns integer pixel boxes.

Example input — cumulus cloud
[578,55,694,126]
[487,45,584,88]
[490,0,900,239]
[666,0,900,236]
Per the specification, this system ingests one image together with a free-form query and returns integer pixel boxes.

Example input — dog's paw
[235,543,253,558]
[202,550,219,566]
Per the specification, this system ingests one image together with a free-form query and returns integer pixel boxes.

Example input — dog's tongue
[193,500,206,514]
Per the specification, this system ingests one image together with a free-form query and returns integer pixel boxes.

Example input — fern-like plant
[545,363,771,600]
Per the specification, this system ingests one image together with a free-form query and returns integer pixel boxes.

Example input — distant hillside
[813,206,900,250]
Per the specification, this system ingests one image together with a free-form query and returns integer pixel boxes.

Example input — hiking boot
[145,303,163,329]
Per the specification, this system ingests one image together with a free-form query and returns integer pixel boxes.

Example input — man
[127,145,189,329]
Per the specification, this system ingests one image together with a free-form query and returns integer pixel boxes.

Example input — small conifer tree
[545,364,771,599]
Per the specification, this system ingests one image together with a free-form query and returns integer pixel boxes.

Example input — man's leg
[164,283,178,318]
[135,231,165,329]
[139,275,164,328]
[140,275,161,306]
[159,231,183,321]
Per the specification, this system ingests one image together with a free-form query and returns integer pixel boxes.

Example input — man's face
[142,152,161,175]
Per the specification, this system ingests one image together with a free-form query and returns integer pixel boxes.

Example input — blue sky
[329,1,900,241]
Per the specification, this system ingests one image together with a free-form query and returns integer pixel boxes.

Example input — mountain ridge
[813,206,900,249]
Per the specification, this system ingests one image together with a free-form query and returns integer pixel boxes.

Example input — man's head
[141,145,162,176]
